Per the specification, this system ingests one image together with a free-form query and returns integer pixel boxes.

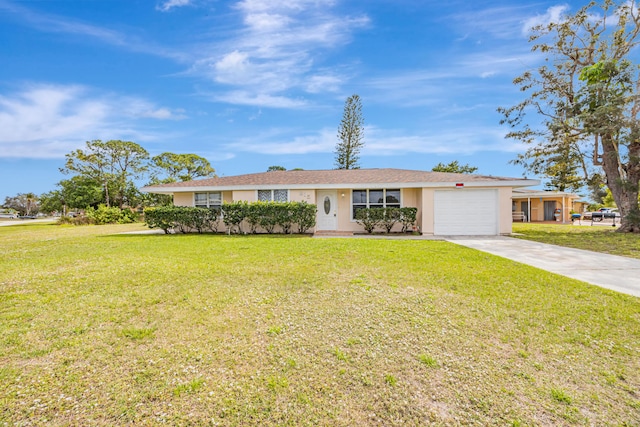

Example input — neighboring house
[511,189,584,223]
[142,168,539,236]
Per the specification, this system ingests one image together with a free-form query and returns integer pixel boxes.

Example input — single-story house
[142,168,539,236]
[511,189,587,223]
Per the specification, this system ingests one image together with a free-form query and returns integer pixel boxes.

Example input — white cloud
[188,0,369,107]
[223,125,525,157]
[225,128,335,154]
[122,100,188,120]
[522,4,570,34]
[450,5,535,41]
[364,126,525,156]
[156,0,192,12]
[305,74,343,93]
[0,84,185,159]
[236,0,337,14]
[213,91,308,108]
[213,51,252,84]
[0,1,127,44]
[0,1,188,61]
[1,0,366,108]
[243,12,292,31]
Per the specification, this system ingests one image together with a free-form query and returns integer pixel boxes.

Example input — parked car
[582,208,620,221]
[599,208,621,217]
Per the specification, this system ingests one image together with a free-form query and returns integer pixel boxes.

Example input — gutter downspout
[562,196,566,224]
[528,197,531,222]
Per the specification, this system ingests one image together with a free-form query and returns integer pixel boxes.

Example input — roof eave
[142,179,540,194]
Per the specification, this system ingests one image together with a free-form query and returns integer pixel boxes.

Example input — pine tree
[335,94,364,169]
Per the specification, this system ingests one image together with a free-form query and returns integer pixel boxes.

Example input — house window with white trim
[258,189,289,202]
[352,189,401,219]
[195,192,222,208]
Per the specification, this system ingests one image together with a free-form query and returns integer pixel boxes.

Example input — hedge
[144,201,317,234]
[355,207,417,234]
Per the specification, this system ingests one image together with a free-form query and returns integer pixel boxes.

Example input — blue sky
[0,0,582,200]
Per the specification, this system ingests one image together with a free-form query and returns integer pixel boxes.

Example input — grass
[550,388,573,405]
[1,223,639,425]
[512,222,640,259]
[418,353,439,368]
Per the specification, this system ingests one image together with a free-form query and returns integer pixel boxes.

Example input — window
[194,192,222,208]
[352,189,401,219]
[257,189,288,202]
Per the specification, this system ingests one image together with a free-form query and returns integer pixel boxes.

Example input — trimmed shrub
[258,203,278,234]
[145,202,317,235]
[355,206,418,234]
[245,202,263,234]
[380,207,401,233]
[222,202,248,234]
[355,208,385,233]
[205,208,222,233]
[184,207,210,234]
[295,202,317,234]
[399,207,418,232]
[275,203,294,234]
[144,206,179,233]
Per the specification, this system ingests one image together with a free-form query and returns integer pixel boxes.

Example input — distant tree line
[2,139,216,216]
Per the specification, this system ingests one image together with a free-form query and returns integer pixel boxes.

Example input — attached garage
[434,189,499,235]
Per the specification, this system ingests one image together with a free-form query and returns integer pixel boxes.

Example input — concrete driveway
[446,236,640,298]
[0,219,55,226]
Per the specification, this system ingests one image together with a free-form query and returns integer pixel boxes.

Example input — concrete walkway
[446,236,640,298]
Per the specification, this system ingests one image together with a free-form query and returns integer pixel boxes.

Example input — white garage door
[434,189,499,235]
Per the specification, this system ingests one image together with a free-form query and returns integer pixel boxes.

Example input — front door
[316,190,338,231]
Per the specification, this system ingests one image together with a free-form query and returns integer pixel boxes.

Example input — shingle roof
[142,168,537,193]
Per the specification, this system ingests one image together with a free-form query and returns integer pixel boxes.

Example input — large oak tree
[61,140,149,208]
[500,0,640,232]
[150,152,216,183]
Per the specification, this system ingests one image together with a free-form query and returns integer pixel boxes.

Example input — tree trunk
[601,134,640,232]
[103,179,110,207]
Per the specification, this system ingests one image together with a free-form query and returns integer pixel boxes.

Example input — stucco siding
[232,190,256,202]
[401,188,418,208]
[402,188,421,233]
[498,187,512,234]
[337,189,359,232]
[290,190,315,204]
[174,193,193,207]
[421,188,435,235]
[414,189,423,234]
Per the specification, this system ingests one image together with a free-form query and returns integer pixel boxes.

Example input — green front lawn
[512,223,640,259]
[1,224,639,425]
